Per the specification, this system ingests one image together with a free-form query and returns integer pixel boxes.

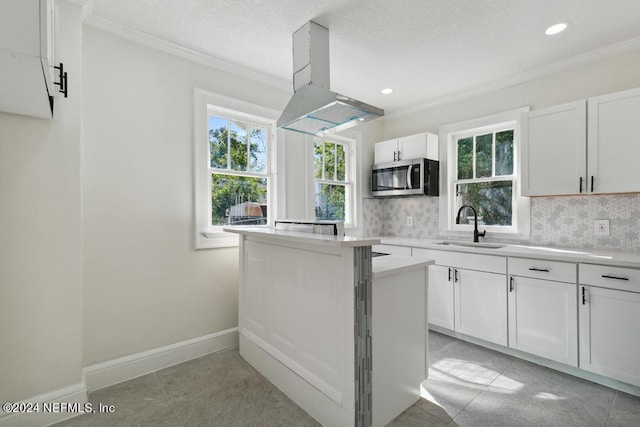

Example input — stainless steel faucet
[456,204,486,243]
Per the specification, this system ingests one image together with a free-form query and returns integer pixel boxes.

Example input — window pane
[476,133,493,178]
[495,130,514,176]
[211,174,267,226]
[209,115,228,169]
[230,120,248,171]
[249,126,267,173]
[336,144,346,181]
[315,183,345,220]
[324,142,336,180]
[457,137,473,179]
[314,141,323,179]
[456,180,513,226]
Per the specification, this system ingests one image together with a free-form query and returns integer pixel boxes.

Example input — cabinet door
[398,133,428,161]
[455,269,507,346]
[579,286,640,387]
[508,276,578,366]
[428,265,454,330]
[374,139,398,164]
[521,101,587,196]
[588,87,640,193]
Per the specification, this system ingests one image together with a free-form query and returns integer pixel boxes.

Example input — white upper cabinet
[522,86,640,196]
[521,101,587,196]
[374,132,438,164]
[0,0,56,119]
[588,87,640,194]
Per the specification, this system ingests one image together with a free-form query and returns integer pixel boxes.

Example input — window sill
[196,231,239,249]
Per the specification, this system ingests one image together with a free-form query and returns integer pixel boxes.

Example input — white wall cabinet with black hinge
[373,132,439,165]
[507,257,578,367]
[413,248,508,346]
[587,87,640,194]
[0,0,64,119]
[521,100,586,196]
[578,263,640,388]
[521,86,640,196]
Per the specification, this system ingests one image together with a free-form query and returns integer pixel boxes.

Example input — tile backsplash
[363,194,640,252]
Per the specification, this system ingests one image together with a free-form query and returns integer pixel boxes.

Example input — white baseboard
[84,327,239,392]
[0,383,87,427]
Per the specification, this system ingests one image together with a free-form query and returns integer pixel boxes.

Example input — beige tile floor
[55,332,640,426]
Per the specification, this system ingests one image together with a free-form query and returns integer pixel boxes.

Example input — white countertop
[372,255,433,279]
[377,236,640,268]
[223,226,380,248]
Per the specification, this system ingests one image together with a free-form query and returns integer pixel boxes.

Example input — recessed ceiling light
[545,22,568,36]
[380,88,394,95]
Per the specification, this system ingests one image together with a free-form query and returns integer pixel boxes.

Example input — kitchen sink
[437,241,506,249]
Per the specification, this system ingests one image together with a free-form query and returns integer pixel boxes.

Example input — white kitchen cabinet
[521,101,587,196]
[417,248,507,346]
[455,268,507,346]
[427,264,454,330]
[373,132,438,164]
[587,87,640,193]
[507,258,578,366]
[0,0,56,118]
[578,264,640,387]
[522,86,640,196]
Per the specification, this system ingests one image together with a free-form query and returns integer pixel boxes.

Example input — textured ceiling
[89,0,640,116]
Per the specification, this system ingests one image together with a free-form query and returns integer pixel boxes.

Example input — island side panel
[371,265,428,427]
[238,235,358,426]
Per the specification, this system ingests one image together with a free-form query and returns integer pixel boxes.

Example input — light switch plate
[594,219,610,237]
[406,216,413,227]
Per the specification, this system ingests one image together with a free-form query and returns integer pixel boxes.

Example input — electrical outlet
[594,219,610,237]
[406,216,413,227]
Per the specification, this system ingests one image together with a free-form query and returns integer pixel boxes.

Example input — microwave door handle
[406,165,412,189]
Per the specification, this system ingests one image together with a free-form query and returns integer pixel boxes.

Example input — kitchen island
[223,227,432,427]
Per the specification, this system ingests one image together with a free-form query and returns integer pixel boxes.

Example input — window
[454,128,514,226]
[194,89,278,248]
[209,115,269,226]
[313,138,350,221]
[440,108,530,238]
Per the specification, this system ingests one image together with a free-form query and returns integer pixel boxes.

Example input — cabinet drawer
[579,264,640,292]
[372,244,411,257]
[412,247,439,260]
[436,251,506,274]
[509,257,576,283]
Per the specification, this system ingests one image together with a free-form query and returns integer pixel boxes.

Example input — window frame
[439,107,530,240]
[194,88,279,249]
[313,137,353,224]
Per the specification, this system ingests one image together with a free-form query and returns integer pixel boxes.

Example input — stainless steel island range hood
[277,21,384,136]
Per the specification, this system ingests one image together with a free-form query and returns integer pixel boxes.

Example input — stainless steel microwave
[371,158,439,197]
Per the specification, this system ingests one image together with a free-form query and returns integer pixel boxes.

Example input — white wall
[0,0,84,403]
[381,49,640,139]
[81,26,290,365]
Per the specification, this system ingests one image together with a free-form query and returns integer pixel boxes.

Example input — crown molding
[386,35,640,120]
[83,14,292,93]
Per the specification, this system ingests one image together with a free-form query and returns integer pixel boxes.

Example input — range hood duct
[277,21,384,136]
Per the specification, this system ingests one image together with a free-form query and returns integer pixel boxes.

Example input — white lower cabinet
[578,264,640,387]
[427,265,454,330]
[507,258,578,366]
[420,249,507,346]
[455,268,508,346]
